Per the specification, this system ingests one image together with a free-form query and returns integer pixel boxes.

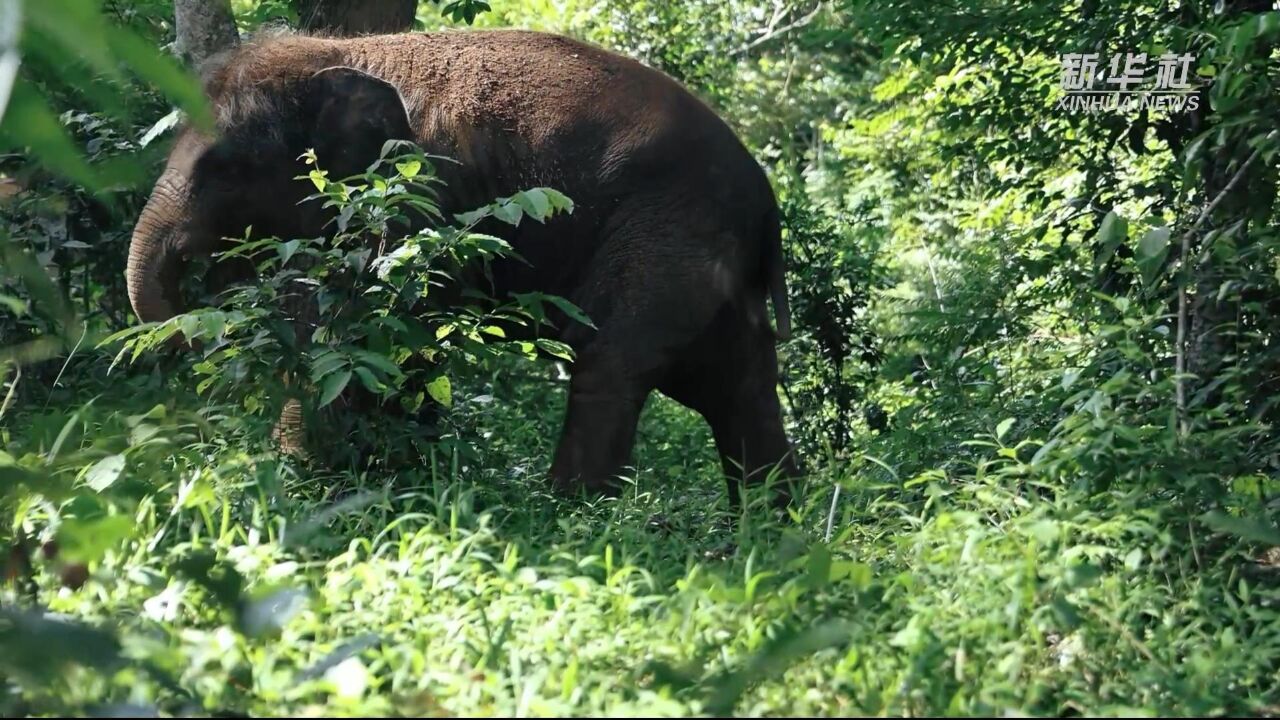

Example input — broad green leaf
[57,514,133,564]
[514,188,551,221]
[395,159,421,178]
[319,369,352,407]
[805,544,832,590]
[1095,211,1127,267]
[353,350,402,377]
[0,293,26,315]
[454,207,488,226]
[0,80,99,188]
[0,608,123,679]
[703,621,854,714]
[829,561,872,591]
[84,453,125,492]
[427,375,452,407]
[541,187,574,213]
[996,417,1016,440]
[107,28,211,129]
[1064,562,1103,590]
[493,200,523,226]
[353,366,386,394]
[310,352,348,380]
[1136,227,1171,286]
[1202,510,1280,545]
[534,338,574,361]
[236,586,308,639]
[544,295,595,329]
[278,239,302,266]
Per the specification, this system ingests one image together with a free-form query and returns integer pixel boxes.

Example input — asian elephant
[126,29,799,507]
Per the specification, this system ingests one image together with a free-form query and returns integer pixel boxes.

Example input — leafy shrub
[105,142,580,468]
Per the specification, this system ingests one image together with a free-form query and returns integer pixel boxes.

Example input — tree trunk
[174,0,240,69]
[295,0,417,35]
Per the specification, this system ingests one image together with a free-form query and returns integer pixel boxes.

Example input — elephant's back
[346,30,700,137]
[341,30,762,201]
[206,29,763,205]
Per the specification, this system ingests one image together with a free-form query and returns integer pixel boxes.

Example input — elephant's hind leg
[659,302,799,511]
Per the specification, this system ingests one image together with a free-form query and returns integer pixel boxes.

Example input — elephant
[126,29,799,507]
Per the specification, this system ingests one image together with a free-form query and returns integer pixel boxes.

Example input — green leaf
[106,27,211,130]
[534,338,575,361]
[493,200,523,226]
[352,350,402,378]
[0,293,27,315]
[1095,211,1127,267]
[278,239,302,266]
[84,453,126,492]
[544,295,595,329]
[1024,519,1059,544]
[1202,510,1280,546]
[805,544,832,590]
[24,0,122,84]
[310,352,348,380]
[0,80,100,188]
[703,621,854,715]
[57,514,133,564]
[514,188,551,222]
[541,187,574,213]
[309,169,328,192]
[353,366,386,394]
[996,417,1016,440]
[454,207,488,226]
[236,586,308,639]
[0,608,123,681]
[1064,562,1103,590]
[1136,227,1171,286]
[395,159,421,178]
[426,375,452,407]
[1051,595,1083,630]
[829,561,872,591]
[320,369,352,407]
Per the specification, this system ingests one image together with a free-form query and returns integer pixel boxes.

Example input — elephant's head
[127,63,414,324]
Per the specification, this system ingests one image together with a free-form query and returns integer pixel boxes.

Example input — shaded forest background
[1,0,1278,716]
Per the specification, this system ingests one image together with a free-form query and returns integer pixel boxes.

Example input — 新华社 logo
[1057,52,1200,113]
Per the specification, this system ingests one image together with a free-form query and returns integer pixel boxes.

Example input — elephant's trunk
[127,168,189,324]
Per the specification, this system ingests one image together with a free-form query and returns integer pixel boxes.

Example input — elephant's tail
[762,205,792,341]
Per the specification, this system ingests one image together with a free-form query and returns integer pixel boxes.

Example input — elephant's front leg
[549,359,650,496]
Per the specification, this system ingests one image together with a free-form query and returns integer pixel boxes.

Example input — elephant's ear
[307,66,413,180]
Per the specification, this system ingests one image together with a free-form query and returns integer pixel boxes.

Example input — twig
[824,482,840,542]
[736,2,824,56]
[46,322,87,407]
[0,361,18,420]
[1175,146,1261,436]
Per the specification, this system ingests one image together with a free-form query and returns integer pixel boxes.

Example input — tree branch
[1175,145,1261,436]
[736,2,825,56]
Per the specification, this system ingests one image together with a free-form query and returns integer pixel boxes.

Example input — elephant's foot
[547,468,631,499]
[547,356,649,501]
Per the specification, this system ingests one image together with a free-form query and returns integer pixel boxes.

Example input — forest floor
[8,359,1275,717]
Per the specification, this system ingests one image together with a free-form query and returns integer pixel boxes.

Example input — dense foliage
[2,0,1278,716]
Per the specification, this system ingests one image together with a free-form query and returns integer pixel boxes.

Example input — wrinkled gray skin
[127,30,798,506]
